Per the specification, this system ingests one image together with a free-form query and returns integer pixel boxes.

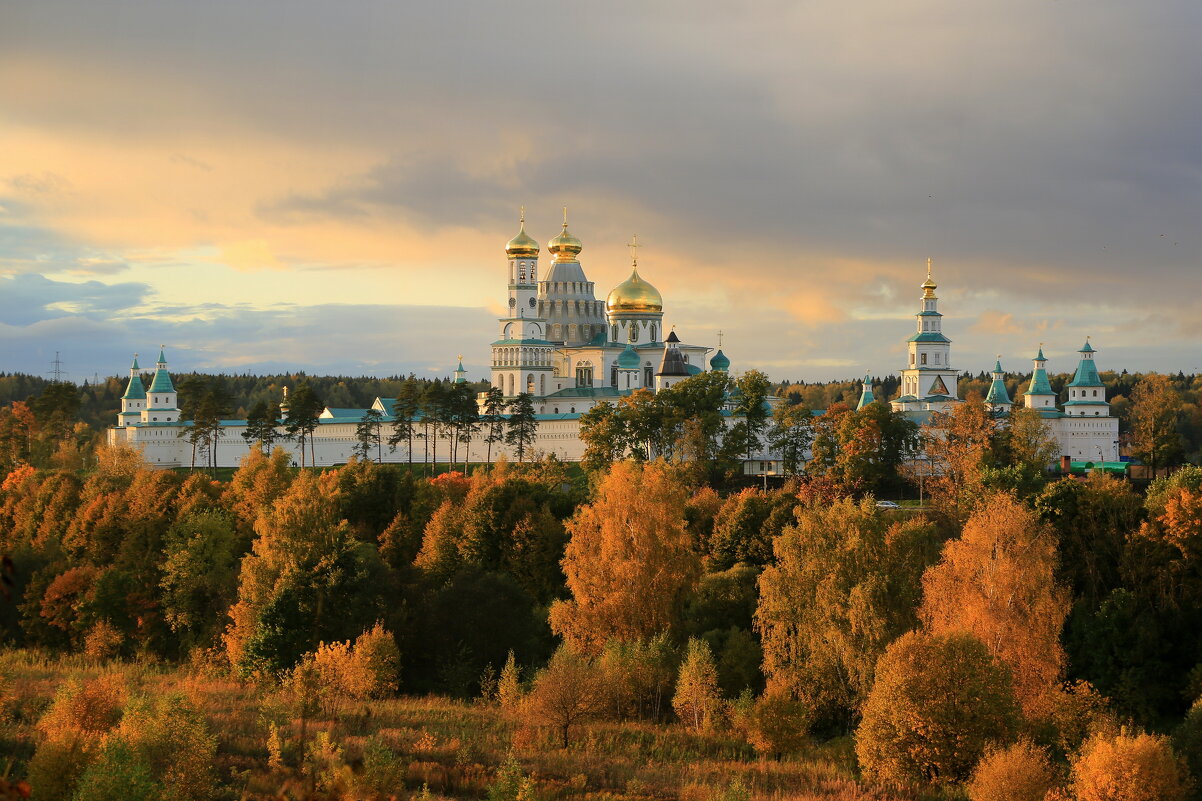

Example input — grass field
[0,650,918,801]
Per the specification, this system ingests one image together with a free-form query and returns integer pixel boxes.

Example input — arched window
[649,324,657,341]
[611,324,619,341]
[527,374,535,394]
[507,374,515,396]
[540,375,546,395]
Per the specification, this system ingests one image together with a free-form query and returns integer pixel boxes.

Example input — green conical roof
[122,373,146,400]
[1079,339,1095,353]
[617,344,640,369]
[856,374,875,410]
[148,367,176,394]
[131,355,140,371]
[1036,347,1046,362]
[709,349,730,372]
[157,347,166,364]
[1067,348,1103,388]
[454,358,467,383]
[1027,370,1054,396]
[985,368,1011,405]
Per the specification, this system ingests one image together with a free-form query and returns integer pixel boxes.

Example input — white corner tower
[891,259,961,413]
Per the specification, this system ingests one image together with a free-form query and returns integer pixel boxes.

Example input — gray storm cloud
[1,0,1199,379]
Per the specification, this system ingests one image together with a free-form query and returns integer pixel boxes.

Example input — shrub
[745,690,809,759]
[70,739,158,801]
[358,736,407,797]
[83,620,124,661]
[1175,698,1202,790]
[311,622,401,708]
[498,650,523,711]
[109,692,218,801]
[855,631,1019,787]
[1071,730,1193,801]
[966,738,1057,801]
[487,752,536,801]
[36,673,126,739]
[26,737,92,801]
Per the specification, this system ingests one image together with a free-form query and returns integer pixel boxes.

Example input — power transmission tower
[48,352,67,382]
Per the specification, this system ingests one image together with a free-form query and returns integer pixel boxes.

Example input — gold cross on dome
[717,330,724,347]
[628,234,640,266]
[519,206,525,224]
[927,257,932,278]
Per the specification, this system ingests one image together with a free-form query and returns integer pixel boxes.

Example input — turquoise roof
[1036,347,1047,361]
[906,332,951,343]
[856,375,875,410]
[686,364,702,375]
[985,376,1011,405]
[1026,366,1055,396]
[1063,399,1109,407]
[1067,355,1103,388]
[454,359,467,383]
[1079,340,1095,353]
[710,349,730,372]
[616,344,640,369]
[122,374,146,400]
[148,367,176,394]
[157,348,166,364]
[131,355,140,371]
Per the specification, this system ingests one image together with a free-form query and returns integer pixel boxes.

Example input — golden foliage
[524,646,609,748]
[855,630,1019,787]
[744,690,809,759]
[1071,730,1193,801]
[550,461,699,653]
[672,638,721,733]
[966,738,1057,801]
[756,497,941,725]
[311,622,401,706]
[919,493,1070,716]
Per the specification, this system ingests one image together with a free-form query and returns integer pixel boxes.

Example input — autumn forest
[0,372,1201,800]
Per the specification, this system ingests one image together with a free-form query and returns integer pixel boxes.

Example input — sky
[2,0,1200,384]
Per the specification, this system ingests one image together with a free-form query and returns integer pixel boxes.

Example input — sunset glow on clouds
[2,0,1201,382]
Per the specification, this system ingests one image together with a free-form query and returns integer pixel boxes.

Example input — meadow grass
[0,649,920,801]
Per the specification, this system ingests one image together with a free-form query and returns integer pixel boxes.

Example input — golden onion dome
[921,257,937,296]
[548,222,582,262]
[505,213,539,259]
[606,266,663,314]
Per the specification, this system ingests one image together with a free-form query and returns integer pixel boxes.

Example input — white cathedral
[108,213,1120,470]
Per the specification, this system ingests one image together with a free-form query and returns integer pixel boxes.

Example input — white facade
[887,264,1120,466]
[108,214,768,470]
[891,262,962,414]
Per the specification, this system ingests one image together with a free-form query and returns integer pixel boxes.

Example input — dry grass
[0,649,919,801]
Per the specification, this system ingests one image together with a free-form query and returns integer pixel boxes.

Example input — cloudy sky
[2,0,1200,384]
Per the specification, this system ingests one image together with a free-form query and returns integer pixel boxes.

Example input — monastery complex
[108,212,1120,471]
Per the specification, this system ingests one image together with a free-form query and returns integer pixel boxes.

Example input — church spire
[857,374,875,410]
[985,357,1012,412]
